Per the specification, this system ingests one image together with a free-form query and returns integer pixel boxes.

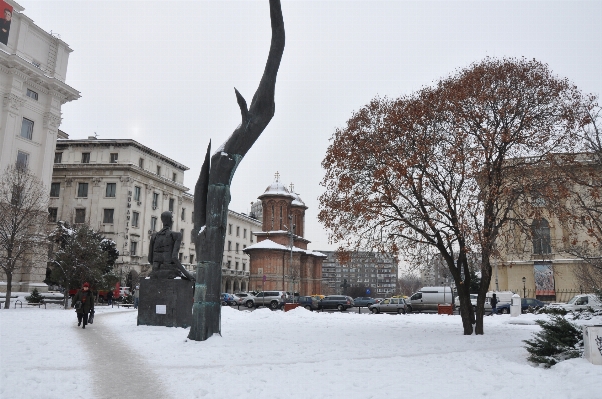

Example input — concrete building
[244,174,325,295]
[49,138,191,282]
[0,1,79,292]
[218,210,262,293]
[49,137,262,292]
[491,154,601,301]
[320,251,398,296]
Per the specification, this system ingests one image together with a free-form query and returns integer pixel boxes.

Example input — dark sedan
[497,298,545,314]
[353,297,377,307]
[318,295,354,311]
[293,296,318,310]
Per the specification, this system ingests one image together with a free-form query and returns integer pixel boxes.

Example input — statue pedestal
[137,279,194,328]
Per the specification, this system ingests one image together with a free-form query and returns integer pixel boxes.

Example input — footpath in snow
[1,303,602,399]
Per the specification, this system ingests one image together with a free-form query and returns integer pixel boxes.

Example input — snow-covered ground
[1,294,601,399]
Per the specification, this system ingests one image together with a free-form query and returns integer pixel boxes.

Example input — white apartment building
[50,137,261,292]
[0,1,79,291]
[0,1,79,186]
[50,138,191,281]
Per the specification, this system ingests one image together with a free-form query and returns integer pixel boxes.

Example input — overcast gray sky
[22,1,602,252]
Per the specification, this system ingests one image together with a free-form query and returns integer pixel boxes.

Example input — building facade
[49,137,262,292]
[0,1,79,292]
[49,138,191,282]
[244,175,325,295]
[218,210,262,293]
[490,154,601,301]
[320,251,398,296]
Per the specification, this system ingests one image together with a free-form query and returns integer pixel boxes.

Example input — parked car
[246,291,287,309]
[221,293,240,306]
[548,294,602,311]
[353,297,377,307]
[235,292,255,303]
[318,295,354,311]
[369,297,407,314]
[497,298,545,314]
[296,296,319,310]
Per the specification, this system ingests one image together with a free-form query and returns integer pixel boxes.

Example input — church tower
[244,173,324,295]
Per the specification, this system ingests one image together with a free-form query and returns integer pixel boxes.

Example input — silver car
[369,297,407,314]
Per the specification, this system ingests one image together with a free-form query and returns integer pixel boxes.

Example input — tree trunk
[188,0,285,342]
[475,257,492,335]
[3,270,12,309]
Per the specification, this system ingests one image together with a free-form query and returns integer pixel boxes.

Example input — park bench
[116,303,134,308]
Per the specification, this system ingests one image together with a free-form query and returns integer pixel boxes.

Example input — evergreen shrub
[25,288,44,303]
[523,315,583,367]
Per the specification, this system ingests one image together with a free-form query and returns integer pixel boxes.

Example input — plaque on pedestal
[137,279,194,328]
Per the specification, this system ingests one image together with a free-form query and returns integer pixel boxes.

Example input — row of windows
[226,241,247,253]
[228,224,248,239]
[225,260,247,271]
[51,183,179,214]
[54,152,178,182]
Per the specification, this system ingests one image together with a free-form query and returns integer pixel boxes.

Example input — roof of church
[260,181,294,198]
[243,239,327,257]
[291,192,306,207]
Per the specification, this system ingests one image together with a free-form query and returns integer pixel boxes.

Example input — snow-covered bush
[523,315,583,367]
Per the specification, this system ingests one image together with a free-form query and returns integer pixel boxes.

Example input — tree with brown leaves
[319,58,590,334]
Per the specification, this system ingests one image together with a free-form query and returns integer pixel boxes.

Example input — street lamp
[522,276,526,298]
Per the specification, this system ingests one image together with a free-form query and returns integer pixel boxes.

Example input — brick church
[244,173,325,295]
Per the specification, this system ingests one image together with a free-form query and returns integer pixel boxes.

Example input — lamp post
[522,276,526,298]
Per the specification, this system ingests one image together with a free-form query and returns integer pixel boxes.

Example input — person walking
[71,282,95,329]
[107,289,114,306]
[490,293,498,316]
[133,285,140,309]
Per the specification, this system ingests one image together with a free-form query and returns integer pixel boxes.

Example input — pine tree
[523,315,583,367]
[25,288,44,304]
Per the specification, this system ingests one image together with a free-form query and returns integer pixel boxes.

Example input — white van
[485,291,514,307]
[407,287,453,313]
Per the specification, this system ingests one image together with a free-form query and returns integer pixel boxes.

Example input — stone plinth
[137,279,194,328]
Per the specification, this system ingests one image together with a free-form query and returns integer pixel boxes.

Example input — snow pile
[1,304,601,399]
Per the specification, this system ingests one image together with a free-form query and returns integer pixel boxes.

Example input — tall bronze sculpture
[188,0,285,341]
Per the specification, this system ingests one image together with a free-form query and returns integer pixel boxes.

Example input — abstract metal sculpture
[188,0,285,341]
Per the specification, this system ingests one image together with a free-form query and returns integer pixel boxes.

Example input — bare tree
[397,273,422,297]
[560,103,602,292]
[0,166,48,309]
[188,0,285,341]
[319,58,589,334]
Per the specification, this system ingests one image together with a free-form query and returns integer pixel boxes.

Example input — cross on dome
[289,183,294,192]
[274,171,280,182]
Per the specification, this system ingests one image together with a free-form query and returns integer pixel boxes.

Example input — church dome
[291,192,305,207]
[259,172,294,199]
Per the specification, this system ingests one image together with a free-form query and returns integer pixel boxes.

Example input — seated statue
[148,211,194,280]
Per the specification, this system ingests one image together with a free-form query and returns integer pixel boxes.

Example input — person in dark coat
[490,293,498,315]
[71,282,95,328]
[107,289,113,306]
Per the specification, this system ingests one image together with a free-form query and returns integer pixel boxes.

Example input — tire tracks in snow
[77,311,173,399]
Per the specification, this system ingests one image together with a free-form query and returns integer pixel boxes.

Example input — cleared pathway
[78,311,173,399]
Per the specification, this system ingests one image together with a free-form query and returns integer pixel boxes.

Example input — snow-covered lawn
[1,297,601,399]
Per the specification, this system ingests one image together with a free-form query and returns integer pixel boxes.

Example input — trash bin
[510,294,521,317]
[284,303,300,312]
[438,304,453,315]
[583,325,602,365]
